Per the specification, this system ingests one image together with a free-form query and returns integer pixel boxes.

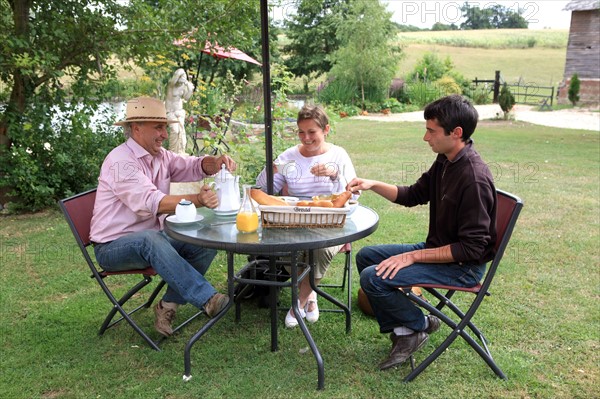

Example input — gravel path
[351,104,600,132]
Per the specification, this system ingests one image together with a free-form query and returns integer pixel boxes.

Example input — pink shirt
[90,138,207,243]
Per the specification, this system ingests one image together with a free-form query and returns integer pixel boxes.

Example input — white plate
[347,200,359,218]
[213,209,239,217]
[166,214,204,225]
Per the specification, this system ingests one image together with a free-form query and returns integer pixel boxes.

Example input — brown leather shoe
[425,315,441,334]
[204,293,229,318]
[154,300,177,337]
[379,331,429,370]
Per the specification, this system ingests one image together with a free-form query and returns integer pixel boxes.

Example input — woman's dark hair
[423,95,478,141]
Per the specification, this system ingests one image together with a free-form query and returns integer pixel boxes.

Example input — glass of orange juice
[236,185,259,233]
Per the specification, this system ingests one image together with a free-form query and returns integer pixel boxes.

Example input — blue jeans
[94,230,218,308]
[357,243,485,334]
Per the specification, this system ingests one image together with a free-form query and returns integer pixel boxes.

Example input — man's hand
[197,184,218,209]
[375,252,415,280]
[202,155,237,175]
[347,177,375,193]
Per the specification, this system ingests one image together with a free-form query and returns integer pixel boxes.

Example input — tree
[460,3,528,30]
[282,0,349,78]
[0,0,261,210]
[568,74,580,106]
[327,0,400,109]
[431,22,459,31]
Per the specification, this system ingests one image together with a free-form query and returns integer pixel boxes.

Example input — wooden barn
[558,0,600,106]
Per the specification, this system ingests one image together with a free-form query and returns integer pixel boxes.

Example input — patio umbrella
[201,41,262,66]
[260,0,274,195]
[174,37,261,85]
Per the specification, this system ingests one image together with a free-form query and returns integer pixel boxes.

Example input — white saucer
[213,209,239,217]
[166,214,204,225]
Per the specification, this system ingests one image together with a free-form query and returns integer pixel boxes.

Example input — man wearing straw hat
[90,96,234,336]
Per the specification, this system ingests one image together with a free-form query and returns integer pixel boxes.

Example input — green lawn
[1,118,598,398]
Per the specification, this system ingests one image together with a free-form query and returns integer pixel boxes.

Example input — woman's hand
[310,162,338,179]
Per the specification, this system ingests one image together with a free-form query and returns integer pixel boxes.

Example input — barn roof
[564,0,600,11]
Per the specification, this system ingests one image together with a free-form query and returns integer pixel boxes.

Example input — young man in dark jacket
[347,95,497,370]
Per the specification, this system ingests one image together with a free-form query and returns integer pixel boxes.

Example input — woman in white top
[256,104,359,328]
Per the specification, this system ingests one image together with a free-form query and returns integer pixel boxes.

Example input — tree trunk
[1,0,32,149]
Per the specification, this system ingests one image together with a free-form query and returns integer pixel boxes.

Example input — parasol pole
[260,0,274,194]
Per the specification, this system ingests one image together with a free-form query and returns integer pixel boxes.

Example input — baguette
[311,200,333,207]
[332,190,352,208]
[250,188,289,206]
[295,200,333,207]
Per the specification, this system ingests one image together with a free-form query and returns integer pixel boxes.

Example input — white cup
[175,199,197,222]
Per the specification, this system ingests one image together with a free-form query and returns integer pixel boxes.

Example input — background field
[394,29,569,86]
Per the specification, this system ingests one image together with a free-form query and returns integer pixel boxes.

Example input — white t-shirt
[256,144,358,199]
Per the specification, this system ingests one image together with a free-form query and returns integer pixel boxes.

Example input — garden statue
[166,68,195,154]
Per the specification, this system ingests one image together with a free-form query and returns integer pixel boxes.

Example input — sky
[274,1,573,30]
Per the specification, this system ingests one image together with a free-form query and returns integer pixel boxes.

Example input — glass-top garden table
[164,205,379,389]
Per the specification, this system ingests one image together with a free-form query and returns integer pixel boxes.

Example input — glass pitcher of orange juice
[236,185,259,233]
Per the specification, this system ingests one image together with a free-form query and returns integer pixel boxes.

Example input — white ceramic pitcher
[209,164,241,212]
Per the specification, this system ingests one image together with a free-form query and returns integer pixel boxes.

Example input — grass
[1,119,599,398]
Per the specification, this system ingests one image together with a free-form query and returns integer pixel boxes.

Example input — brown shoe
[204,293,229,318]
[154,300,178,337]
[424,315,441,334]
[379,331,429,370]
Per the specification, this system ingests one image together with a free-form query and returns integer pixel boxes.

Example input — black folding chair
[401,189,523,381]
[318,242,353,313]
[190,107,234,156]
[59,188,204,350]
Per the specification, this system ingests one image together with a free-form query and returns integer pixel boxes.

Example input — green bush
[316,78,359,106]
[468,85,493,104]
[408,52,454,82]
[404,81,442,108]
[0,100,122,212]
[435,76,463,96]
[568,73,580,106]
[498,82,516,119]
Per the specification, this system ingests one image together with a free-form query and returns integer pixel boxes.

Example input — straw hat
[114,97,178,126]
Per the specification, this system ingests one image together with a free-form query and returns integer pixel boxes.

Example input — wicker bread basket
[259,205,349,228]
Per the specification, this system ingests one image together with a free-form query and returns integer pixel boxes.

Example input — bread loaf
[250,189,289,206]
[332,191,352,208]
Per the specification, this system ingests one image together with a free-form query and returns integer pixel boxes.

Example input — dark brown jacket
[395,141,497,265]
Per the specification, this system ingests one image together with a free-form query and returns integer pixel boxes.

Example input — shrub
[435,76,462,96]
[404,81,442,108]
[316,77,359,106]
[498,83,516,119]
[568,73,580,106]
[0,100,122,212]
[408,52,454,82]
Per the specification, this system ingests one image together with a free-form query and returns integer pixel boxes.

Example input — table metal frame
[164,205,378,389]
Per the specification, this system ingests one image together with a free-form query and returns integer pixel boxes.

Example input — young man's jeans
[357,242,485,334]
[94,230,218,309]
